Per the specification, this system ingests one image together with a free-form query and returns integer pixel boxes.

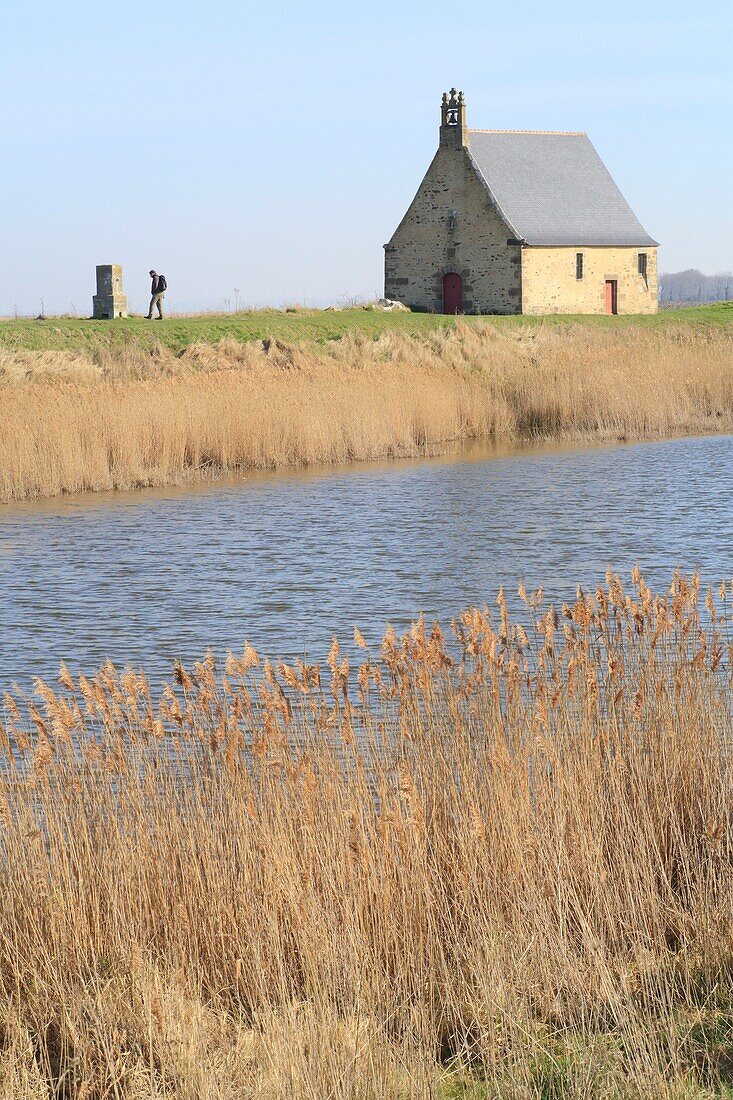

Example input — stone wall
[521,246,658,315]
[384,143,521,314]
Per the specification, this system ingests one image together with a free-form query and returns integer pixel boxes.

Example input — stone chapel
[384,90,658,315]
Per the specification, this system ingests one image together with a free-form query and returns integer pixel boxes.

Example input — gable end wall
[384,144,522,314]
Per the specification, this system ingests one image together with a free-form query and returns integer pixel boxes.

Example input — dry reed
[2,322,733,502]
[1,570,733,1096]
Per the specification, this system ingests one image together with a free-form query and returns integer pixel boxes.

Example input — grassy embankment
[1,306,733,503]
[3,303,733,353]
[2,570,733,1096]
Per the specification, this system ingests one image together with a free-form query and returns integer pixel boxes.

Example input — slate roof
[467,130,657,247]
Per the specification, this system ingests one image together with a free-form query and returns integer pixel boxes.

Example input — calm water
[2,435,733,693]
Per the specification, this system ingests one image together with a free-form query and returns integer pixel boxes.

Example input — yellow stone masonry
[521,246,658,315]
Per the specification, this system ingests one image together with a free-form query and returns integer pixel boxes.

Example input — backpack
[157,274,167,293]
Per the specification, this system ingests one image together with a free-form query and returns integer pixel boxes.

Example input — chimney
[439,88,468,148]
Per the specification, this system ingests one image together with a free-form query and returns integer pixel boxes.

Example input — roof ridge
[469,128,587,136]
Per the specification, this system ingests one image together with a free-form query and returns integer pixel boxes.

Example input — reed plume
[0,571,732,1095]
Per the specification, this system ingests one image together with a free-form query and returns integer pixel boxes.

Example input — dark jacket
[151,274,161,295]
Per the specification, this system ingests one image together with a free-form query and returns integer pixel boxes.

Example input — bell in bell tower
[439,88,468,148]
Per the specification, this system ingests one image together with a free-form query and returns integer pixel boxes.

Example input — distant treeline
[659,268,733,304]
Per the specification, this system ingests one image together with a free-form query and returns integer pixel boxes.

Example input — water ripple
[2,436,732,692]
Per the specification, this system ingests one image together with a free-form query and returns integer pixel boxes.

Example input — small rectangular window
[576,252,584,280]
[638,253,648,278]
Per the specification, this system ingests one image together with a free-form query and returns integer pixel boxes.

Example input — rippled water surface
[2,435,733,692]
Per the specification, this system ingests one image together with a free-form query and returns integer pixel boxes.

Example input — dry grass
[2,322,733,502]
[1,569,733,1096]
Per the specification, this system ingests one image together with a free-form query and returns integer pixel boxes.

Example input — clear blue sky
[1,0,731,315]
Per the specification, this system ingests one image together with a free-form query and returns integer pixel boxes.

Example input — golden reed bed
[2,322,733,502]
[2,570,733,1096]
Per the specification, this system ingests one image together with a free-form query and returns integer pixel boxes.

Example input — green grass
[1,303,732,355]
[0,309,456,355]
[435,1014,733,1099]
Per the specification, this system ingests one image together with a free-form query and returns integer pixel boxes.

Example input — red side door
[442,273,463,314]
[605,280,618,315]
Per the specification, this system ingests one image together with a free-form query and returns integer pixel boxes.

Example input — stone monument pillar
[93,265,128,319]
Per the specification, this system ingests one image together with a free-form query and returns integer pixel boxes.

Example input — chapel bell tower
[440,88,468,148]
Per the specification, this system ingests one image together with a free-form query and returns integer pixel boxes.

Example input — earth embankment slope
[2,308,732,502]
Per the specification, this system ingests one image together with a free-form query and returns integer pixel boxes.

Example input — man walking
[147,270,167,319]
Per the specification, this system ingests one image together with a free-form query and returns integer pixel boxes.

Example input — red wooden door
[442,272,463,314]
[605,280,618,315]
